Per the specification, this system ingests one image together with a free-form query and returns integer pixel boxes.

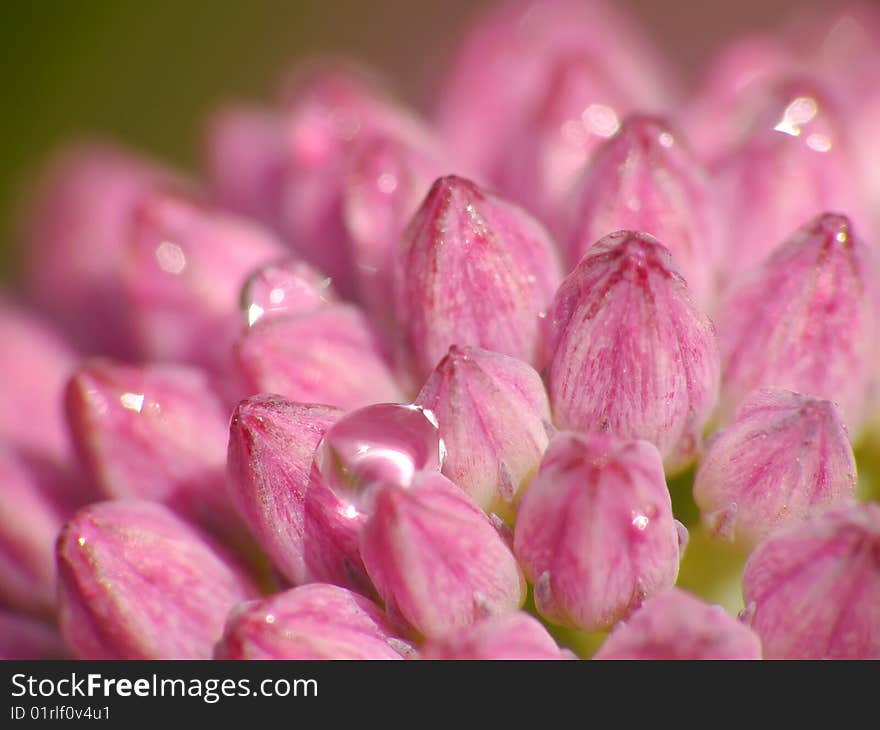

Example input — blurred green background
[0,0,808,275]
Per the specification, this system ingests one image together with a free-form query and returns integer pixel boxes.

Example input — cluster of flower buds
[2,0,879,660]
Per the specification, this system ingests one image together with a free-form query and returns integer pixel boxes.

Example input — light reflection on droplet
[632,513,649,531]
[119,392,145,413]
[377,173,398,194]
[77,536,87,547]
[155,241,187,274]
[773,96,817,137]
[806,133,832,152]
[583,104,620,138]
[265,614,276,624]
[658,132,675,148]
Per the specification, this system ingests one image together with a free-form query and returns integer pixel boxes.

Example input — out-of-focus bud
[342,132,445,324]
[216,583,412,659]
[234,304,404,409]
[0,447,85,616]
[718,213,876,436]
[360,472,526,638]
[203,104,287,223]
[686,34,798,163]
[57,500,258,659]
[22,144,176,357]
[0,301,77,463]
[415,346,551,519]
[495,53,630,228]
[122,189,285,373]
[0,611,69,660]
[713,78,869,278]
[227,394,373,590]
[436,0,675,177]
[240,257,336,327]
[514,432,683,631]
[694,388,857,546]
[594,588,762,660]
[420,612,567,660]
[394,175,562,381]
[278,64,437,297]
[566,116,721,309]
[65,360,237,533]
[546,231,720,473]
[742,501,880,659]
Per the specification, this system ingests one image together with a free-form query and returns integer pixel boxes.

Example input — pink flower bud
[0,447,85,616]
[216,583,412,659]
[203,104,287,223]
[718,213,876,435]
[694,388,857,546]
[234,304,404,409]
[240,257,337,327]
[566,116,721,309]
[57,500,258,659]
[394,176,562,380]
[0,611,69,660]
[65,360,237,533]
[713,78,869,277]
[415,345,552,518]
[514,432,682,631]
[22,143,176,357]
[0,301,78,463]
[742,501,880,659]
[342,132,444,324]
[686,34,798,163]
[227,394,367,588]
[123,189,285,372]
[546,231,720,472]
[594,588,762,660]
[495,52,630,227]
[420,612,566,660]
[436,0,675,177]
[360,472,526,638]
[278,64,436,297]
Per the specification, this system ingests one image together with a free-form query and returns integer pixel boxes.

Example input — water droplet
[314,403,445,514]
[240,258,336,326]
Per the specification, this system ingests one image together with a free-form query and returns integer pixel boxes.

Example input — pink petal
[421,611,566,660]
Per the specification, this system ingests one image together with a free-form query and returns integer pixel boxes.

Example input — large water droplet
[314,403,445,514]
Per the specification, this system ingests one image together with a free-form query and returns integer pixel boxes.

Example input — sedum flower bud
[0,446,85,616]
[278,63,437,297]
[0,301,78,463]
[546,231,720,473]
[420,612,567,660]
[394,175,562,380]
[0,611,69,660]
[713,78,869,277]
[21,143,176,357]
[57,500,258,659]
[415,345,552,519]
[694,388,857,546]
[227,394,372,590]
[342,132,444,324]
[514,432,682,631]
[594,588,762,660]
[240,257,337,327]
[360,472,526,638]
[717,213,876,435]
[123,189,285,373]
[216,583,412,660]
[203,104,287,224]
[65,360,237,533]
[234,304,404,410]
[436,0,675,177]
[566,116,721,309]
[742,501,880,659]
